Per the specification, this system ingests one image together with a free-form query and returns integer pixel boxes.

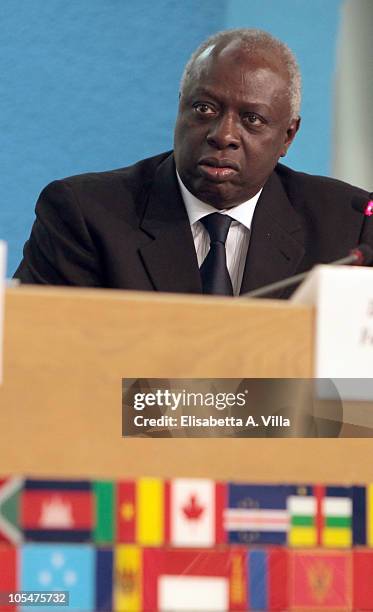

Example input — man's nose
[206,112,240,150]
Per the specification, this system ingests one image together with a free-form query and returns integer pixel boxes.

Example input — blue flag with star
[21,543,94,611]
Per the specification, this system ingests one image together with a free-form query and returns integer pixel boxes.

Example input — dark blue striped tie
[200,213,233,295]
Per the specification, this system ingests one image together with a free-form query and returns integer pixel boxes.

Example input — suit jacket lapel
[138,156,305,297]
[240,169,306,296]
[138,154,202,294]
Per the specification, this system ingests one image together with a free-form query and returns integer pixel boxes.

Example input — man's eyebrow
[189,88,271,108]
[188,87,218,99]
[189,89,272,113]
[241,102,272,113]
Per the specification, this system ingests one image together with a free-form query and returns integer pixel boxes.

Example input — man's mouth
[197,157,239,181]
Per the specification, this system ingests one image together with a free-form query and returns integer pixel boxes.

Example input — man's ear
[280,116,301,157]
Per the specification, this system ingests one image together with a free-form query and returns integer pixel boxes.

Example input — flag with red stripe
[247,547,289,610]
[116,479,164,546]
[165,478,226,547]
[288,485,352,548]
[225,484,294,545]
[21,479,93,541]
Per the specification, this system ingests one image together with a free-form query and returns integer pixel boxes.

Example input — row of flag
[2,544,373,611]
[1,477,372,548]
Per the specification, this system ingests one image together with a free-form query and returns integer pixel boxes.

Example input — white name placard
[0,241,7,384]
[292,265,373,399]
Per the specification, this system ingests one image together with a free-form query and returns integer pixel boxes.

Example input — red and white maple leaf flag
[165,479,226,547]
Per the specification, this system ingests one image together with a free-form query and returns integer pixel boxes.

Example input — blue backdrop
[1,0,342,274]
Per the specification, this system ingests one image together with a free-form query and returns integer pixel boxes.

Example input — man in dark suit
[14,29,371,297]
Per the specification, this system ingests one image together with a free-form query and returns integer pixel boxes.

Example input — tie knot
[201,213,233,245]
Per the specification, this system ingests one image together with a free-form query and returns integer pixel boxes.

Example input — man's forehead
[194,39,287,79]
[182,42,292,119]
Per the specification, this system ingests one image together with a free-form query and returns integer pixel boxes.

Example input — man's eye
[193,103,214,115]
[244,113,263,125]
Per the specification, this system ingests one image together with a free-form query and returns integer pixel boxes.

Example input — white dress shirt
[176,172,262,295]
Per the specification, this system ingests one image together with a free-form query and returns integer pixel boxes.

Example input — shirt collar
[176,170,262,231]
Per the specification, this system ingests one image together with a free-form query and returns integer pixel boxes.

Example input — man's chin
[194,182,241,209]
[181,172,248,208]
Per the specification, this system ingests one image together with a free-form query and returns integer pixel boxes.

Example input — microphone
[240,244,373,299]
[352,193,373,216]
[352,192,373,248]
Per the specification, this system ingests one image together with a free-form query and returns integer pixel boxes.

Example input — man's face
[174,43,300,209]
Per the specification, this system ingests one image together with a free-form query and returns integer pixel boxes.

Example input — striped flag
[165,478,226,547]
[288,485,352,548]
[117,479,164,546]
[287,488,317,547]
[21,479,93,542]
[247,548,289,611]
[322,486,352,548]
[225,485,294,545]
[114,545,142,612]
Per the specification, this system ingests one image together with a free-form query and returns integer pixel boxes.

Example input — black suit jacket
[14,151,371,298]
